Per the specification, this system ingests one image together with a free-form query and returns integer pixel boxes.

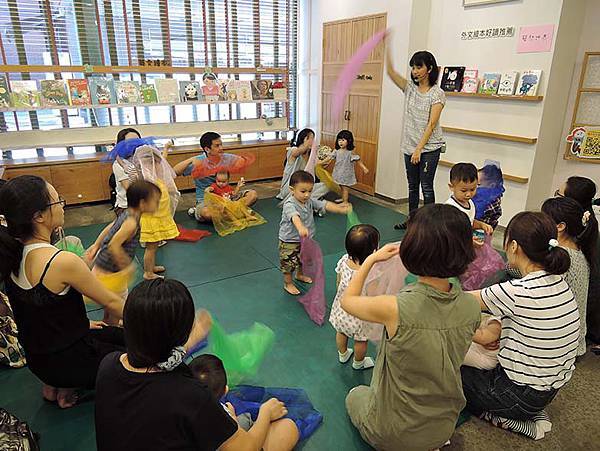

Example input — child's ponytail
[544,240,571,275]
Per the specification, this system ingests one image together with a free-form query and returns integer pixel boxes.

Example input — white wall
[551,0,600,193]
[300,0,416,199]
[427,0,564,223]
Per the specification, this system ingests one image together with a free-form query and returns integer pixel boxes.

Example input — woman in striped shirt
[462,212,578,439]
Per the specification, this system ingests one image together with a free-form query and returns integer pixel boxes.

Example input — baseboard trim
[374,193,408,205]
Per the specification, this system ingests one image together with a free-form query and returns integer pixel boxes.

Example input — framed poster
[464,0,515,6]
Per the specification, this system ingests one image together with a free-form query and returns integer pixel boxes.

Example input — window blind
[0,0,298,159]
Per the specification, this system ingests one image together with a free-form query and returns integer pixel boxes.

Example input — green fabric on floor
[0,196,406,450]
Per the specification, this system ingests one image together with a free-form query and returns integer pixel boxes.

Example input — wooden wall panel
[348,94,381,144]
[3,166,52,182]
[258,145,288,179]
[323,21,353,63]
[51,163,107,204]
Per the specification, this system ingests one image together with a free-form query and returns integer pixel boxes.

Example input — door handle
[347,110,351,121]
[343,110,349,121]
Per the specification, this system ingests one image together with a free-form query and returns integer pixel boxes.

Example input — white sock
[338,349,353,363]
[352,356,375,370]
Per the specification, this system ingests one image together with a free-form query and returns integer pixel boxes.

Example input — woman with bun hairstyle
[462,212,578,439]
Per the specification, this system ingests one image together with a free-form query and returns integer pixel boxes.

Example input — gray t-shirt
[563,247,590,356]
[276,147,306,200]
[401,82,446,155]
[278,197,326,242]
[113,160,130,209]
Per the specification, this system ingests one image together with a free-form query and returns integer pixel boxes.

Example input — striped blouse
[481,271,579,391]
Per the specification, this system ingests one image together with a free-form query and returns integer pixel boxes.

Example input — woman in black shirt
[0,176,125,408]
[95,279,299,451]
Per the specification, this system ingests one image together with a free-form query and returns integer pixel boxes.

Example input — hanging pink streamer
[459,236,506,291]
[361,243,408,342]
[298,237,326,325]
[332,29,388,119]
[304,139,318,176]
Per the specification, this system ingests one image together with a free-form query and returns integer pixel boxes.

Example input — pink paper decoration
[332,29,388,119]
[298,237,326,325]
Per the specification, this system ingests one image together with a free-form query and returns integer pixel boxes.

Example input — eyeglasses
[47,197,66,208]
[554,189,565,198]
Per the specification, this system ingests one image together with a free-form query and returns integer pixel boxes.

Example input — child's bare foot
[295,275,313,284]
[284,283,300,296]
[143,272,164,281]
[153,265,166,273]
[56,388,78,409]
[42,384,57,402]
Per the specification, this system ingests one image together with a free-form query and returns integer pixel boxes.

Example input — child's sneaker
[338,349,354,364]
[352,357,375,370]
[188,207,196,218]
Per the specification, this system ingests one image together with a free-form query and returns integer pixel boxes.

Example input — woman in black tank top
[0,176,125,408]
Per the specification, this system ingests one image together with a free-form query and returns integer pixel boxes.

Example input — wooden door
[321,13,386,195]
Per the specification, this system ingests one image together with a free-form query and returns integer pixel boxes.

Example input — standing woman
[0,176,125,408]
[387,49,446,230]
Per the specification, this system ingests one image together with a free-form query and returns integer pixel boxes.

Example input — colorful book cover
[40,80,70,107]
[236,81,252,102]
[460,69,479,93]
[115,81,141,104]
[10,80,40,108]
[140,83,158,103]
[0,75,11,108]
[440,66,465,92]
[156,78,180,103]
[218,79,233,101]
[68,79,91,106]
[89,77,117,105]
[497,71,519,96]
[201,72,220,102]
[251,80,274,100]
[479,73,501,95]
[179,81,202,102]
[516,70,542,96]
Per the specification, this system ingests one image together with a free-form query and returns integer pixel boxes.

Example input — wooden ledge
[442,126,537,144]
[1,139,289,169]
[445,91,543,102]
[438,160,529,184]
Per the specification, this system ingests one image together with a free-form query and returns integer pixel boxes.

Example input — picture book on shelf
[440,66,465,92]
[40,80,70,107]
[235,80,252,101]
[115,81,141,104]
[0,76,11,108]
[497,71,519,96]
[140,83,158,103]
[218,79,232,101]
[479,73,501,95]
[156,79,180,103]
[460,69,479,93]
[10,80,40,108]
[201,72,220,102]
[516,70,542,96]
[68,79,91,106]
[272,82,287,100]
[251,80,274,100]
[89,78,117,105]
[179,81,202,102]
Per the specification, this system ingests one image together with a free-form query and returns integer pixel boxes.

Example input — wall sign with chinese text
[460,26,515,41]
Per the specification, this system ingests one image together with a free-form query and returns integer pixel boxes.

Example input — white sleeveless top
[11,242,70,294]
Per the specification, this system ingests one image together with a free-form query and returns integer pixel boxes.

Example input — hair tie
[548,238,559,250]
[155,346,186,372]
[582,210,591,227]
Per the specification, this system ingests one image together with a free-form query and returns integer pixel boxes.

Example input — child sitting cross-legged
[189,354,299,451]
[205,170,246,201]
[279,170,351,295]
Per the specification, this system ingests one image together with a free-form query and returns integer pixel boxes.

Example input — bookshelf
[445,91,544,102]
